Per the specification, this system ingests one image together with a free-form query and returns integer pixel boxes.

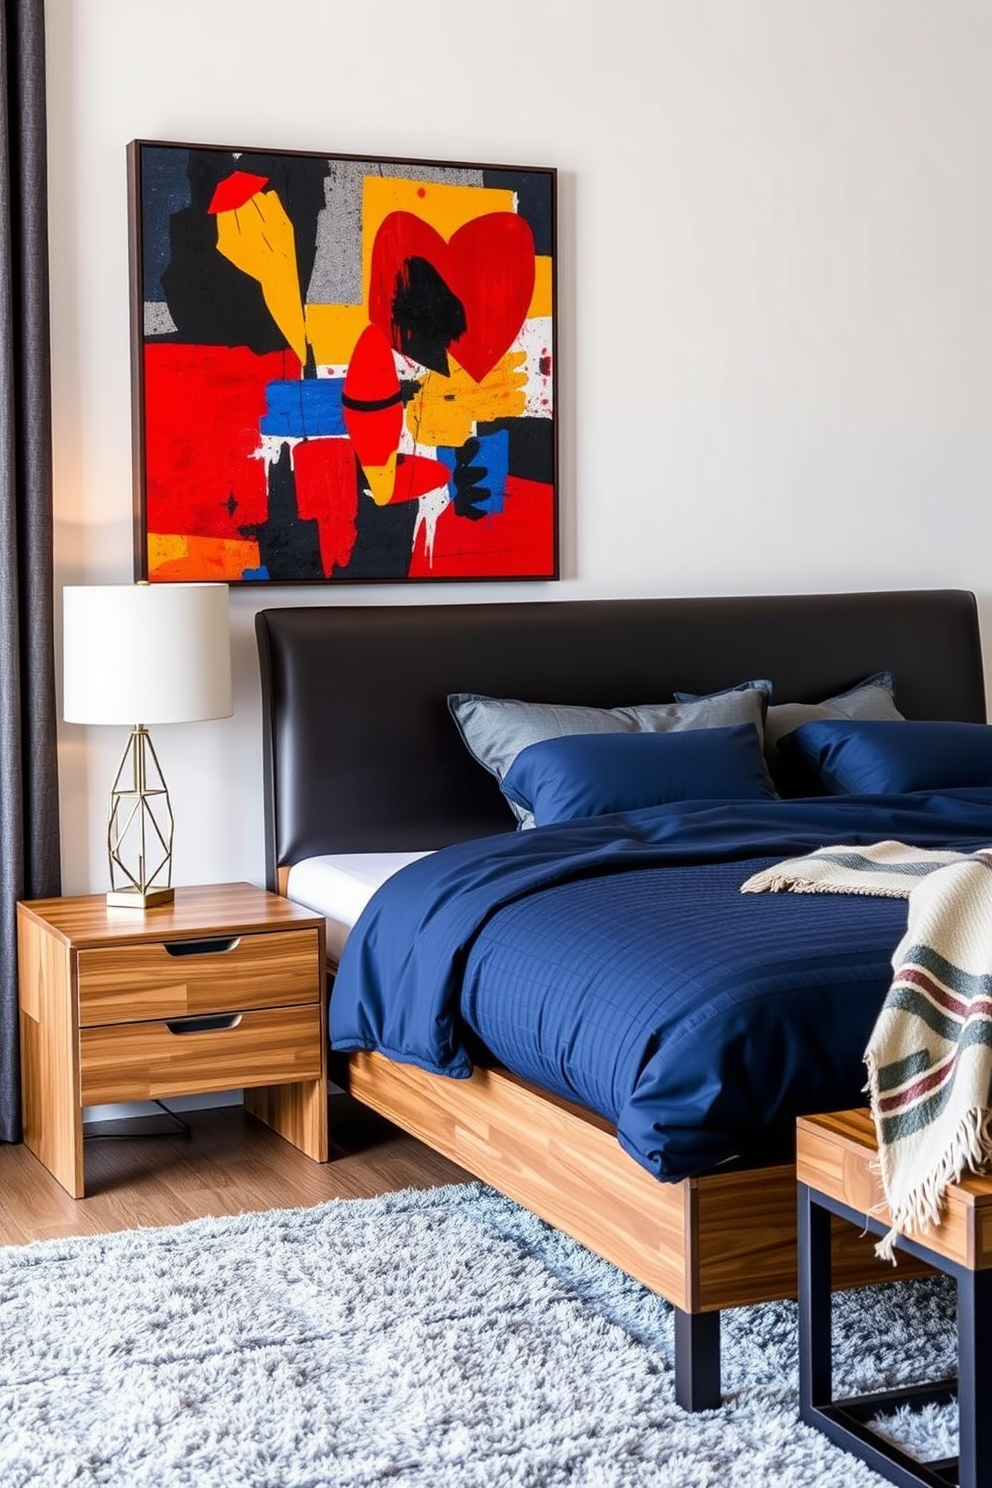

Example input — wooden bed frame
[255,588,987,1410]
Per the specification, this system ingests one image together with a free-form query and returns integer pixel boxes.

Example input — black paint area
[334,472,419,580]
[140,147,192,304]
[481,169,555,257]
[477,416,555,486]
[341,388,404,414]
[390,257,466,374]
[450,438,492,521]
[157,147,327,356]
[242,443,324,580]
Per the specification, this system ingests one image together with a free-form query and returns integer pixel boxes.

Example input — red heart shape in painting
[368,210,535,384]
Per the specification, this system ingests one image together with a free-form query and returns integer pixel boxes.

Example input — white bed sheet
[287,851,434,961]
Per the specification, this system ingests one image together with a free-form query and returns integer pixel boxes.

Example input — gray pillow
[764,671,904,759]
[448,689,771,827]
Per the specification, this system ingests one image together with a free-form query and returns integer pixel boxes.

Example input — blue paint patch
[241,566,270,581]
[140,146,193,303]
[440,429,510,515]
[260,379,347,438]
[477,429,509,513]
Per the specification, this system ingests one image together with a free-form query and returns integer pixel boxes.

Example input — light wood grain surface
[17,882,325,948]
[16,883,330,1195]
[0,1097,470,1247]
[79,1004,323,1105]
[17,907,83,1196]
[797,1108,992,1270]
[77,929,320,1024]
[348,1053,929,1312]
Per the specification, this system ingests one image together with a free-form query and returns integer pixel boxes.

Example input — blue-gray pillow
[677,671,904,794]
[448,688,771,827]
[676,672,902,754]
[762,672,902,757]
[781,719,992,795]
[673,678,773,702]
[500,724,778,827]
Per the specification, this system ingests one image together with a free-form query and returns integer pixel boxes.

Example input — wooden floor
[0,1094,471,1247]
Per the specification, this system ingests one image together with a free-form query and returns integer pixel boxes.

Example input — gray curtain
[0,0,60,1143]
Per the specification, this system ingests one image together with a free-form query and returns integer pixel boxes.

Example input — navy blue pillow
[500,724,778,827]
[781,719,992,795]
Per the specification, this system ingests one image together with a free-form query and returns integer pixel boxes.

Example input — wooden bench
[796,1108,992,1488]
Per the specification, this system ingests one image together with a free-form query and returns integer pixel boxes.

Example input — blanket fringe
[739,842,970,897]
[741,873,908,897]
[871,1103,992,1264]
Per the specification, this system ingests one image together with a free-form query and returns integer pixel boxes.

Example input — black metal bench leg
[958,1266,992,1488]
[674,1306,722,1411]
[797,1180,833,1415]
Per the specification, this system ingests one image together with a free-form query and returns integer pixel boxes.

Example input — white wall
[47,0,992,896]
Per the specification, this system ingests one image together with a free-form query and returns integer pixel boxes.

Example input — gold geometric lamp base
[62,584,232,910]
[106,725,175,909]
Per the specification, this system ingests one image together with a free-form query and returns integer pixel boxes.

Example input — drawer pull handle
[164,936,240,958]
[165,1013,243,1035]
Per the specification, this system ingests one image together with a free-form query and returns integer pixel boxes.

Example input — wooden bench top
[797,1108,992,1271]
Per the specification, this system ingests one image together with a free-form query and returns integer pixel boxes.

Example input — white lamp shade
[62,584,232,725]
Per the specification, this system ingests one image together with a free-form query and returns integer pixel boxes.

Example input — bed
[255,588,991,1410]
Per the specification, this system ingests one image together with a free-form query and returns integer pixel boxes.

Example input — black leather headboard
[255,589,986,887]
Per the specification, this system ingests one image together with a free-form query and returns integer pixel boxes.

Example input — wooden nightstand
[16,882,328,1197]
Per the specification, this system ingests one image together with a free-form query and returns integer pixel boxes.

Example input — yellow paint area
[305,303,370,368]
[405,351,527,449]
[529,255,553,318]
[362,453,399,506]
[361,177,515,303]
[148,533,261,581]
[304,180,552,367]
[216,193,307,362]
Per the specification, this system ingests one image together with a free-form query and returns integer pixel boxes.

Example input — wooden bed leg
[673,1307,722,1412]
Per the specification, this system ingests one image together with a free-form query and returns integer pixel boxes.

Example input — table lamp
[62,583,232,908]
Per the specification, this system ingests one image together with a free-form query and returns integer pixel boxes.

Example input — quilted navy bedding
[329,790,992,1180]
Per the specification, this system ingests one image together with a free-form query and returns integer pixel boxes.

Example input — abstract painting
[127,140,558,584]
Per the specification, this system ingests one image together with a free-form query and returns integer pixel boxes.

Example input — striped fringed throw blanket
[742,841,992,1262]
[739,840,970,897]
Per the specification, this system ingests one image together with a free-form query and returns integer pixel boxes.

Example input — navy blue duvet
[330,790,992,1180]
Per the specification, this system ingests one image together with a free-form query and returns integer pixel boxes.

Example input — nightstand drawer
[79,1002,323,1105]
[76,928,321,1026]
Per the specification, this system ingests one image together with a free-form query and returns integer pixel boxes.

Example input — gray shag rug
[0,1181,957,1487]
